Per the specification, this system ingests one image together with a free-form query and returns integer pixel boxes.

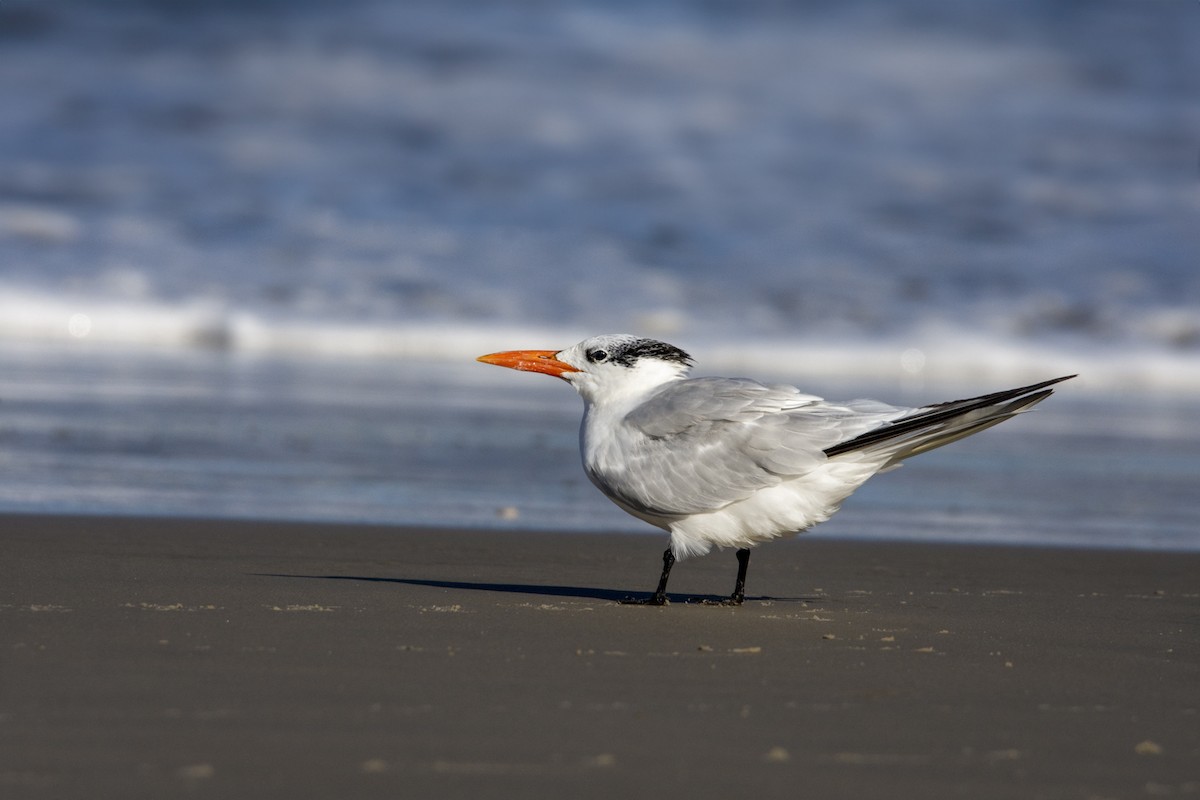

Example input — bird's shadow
[251,573,816,605]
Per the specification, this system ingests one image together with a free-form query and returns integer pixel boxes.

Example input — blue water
[1,343,1196,551]
[1,1,1198,547]
[1,1,1198,381]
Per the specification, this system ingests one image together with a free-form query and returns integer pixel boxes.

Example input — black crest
[607,337,694,368]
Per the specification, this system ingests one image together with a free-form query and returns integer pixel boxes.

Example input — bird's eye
[587,349,609,363]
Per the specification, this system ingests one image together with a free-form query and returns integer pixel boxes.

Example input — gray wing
[600,377,901,516]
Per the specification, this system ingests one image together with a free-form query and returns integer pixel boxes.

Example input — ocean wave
[3,0,1197,399]
[2,288,1196,395]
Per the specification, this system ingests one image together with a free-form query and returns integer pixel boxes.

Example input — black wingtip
[922,374,1076,411]
[822,373,1076,459]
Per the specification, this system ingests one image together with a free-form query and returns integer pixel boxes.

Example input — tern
[479,334,1073,606]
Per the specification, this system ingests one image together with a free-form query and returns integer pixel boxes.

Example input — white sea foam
[2,287,1197,395]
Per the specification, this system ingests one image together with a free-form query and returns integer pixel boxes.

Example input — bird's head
[477,334,694,404]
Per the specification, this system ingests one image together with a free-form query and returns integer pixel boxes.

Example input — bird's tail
[823,375,1075,468]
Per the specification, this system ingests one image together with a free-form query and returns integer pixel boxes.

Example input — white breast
[664,457,883,558]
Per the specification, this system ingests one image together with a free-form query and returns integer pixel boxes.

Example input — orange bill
[476,349,580,378]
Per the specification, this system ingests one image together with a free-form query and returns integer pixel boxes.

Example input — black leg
[727,548,751,605]
[621,547,675,605]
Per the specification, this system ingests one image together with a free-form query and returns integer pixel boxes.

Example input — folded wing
[596,374,1076,518]
[599,378,902,516]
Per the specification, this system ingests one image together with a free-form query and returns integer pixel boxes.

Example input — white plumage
[479,334,1073,605]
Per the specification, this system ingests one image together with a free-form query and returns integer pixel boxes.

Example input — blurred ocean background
[1,0,1197,550]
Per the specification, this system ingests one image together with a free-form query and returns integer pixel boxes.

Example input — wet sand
[2,514,1197,799]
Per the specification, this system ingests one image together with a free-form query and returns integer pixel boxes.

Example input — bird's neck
[578,372,683,415]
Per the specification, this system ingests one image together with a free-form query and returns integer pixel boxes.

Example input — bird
[478,334,1073,606]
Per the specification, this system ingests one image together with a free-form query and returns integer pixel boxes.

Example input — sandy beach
[2,514,1197,799]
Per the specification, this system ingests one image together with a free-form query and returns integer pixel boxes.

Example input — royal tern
[478,334,1073,606]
